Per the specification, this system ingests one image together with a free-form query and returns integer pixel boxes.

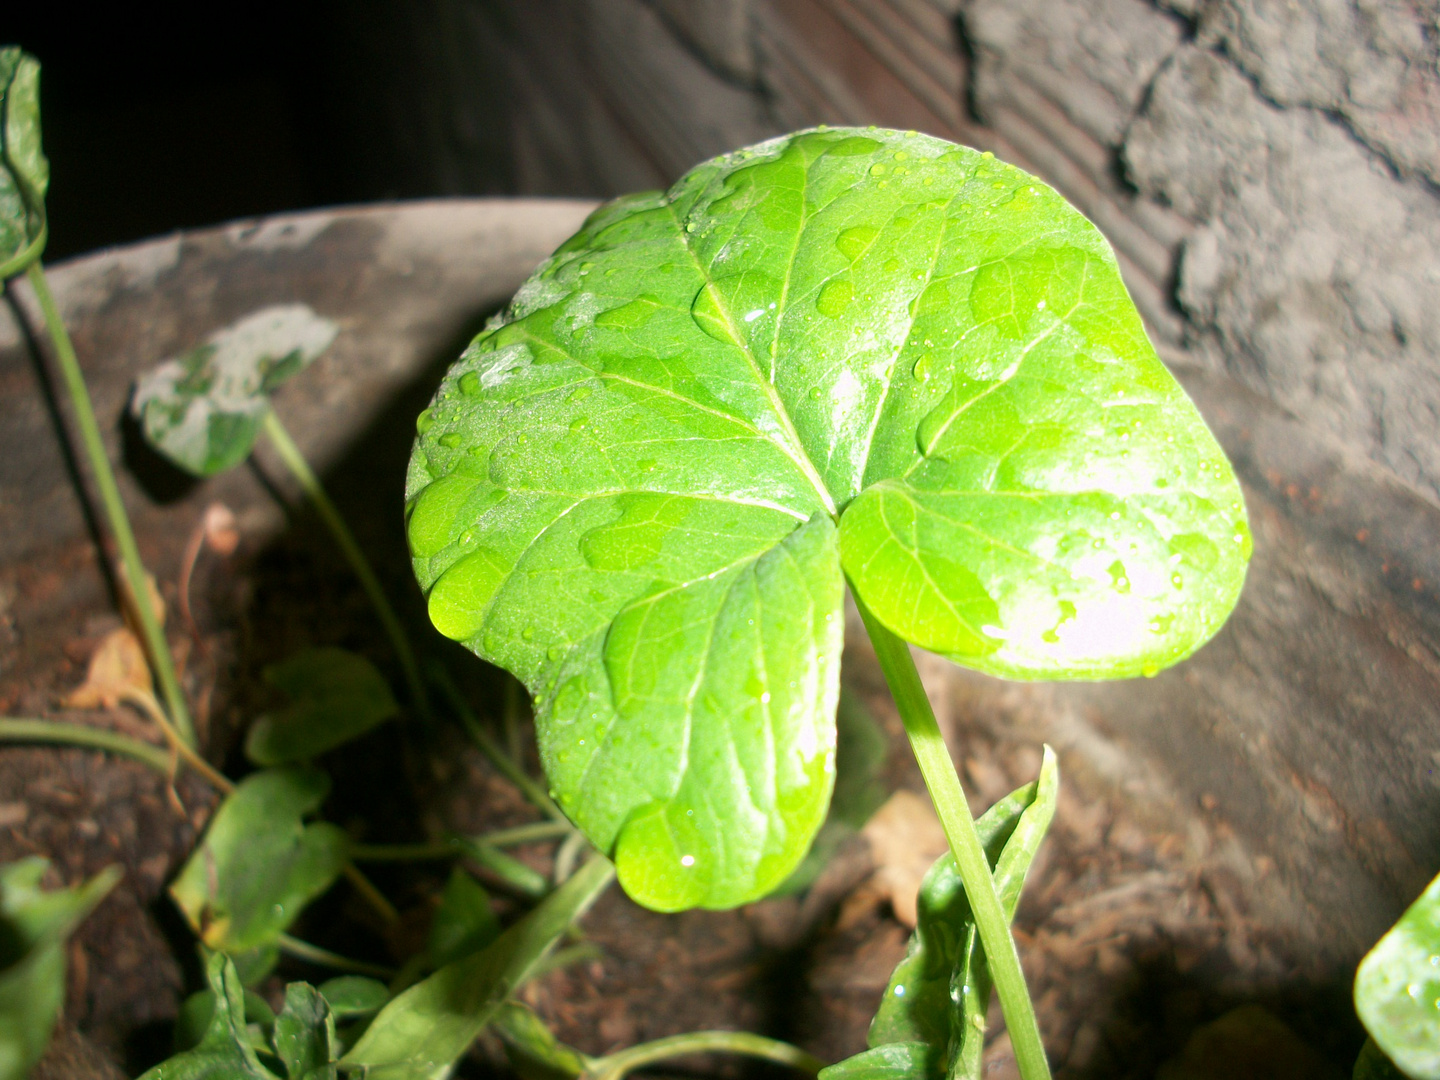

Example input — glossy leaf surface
[406,127,1249,912]
[820,751,1057,1080]
[1356,870,1440,1079]
[133,305,337,476]
[341,856,613,1079]
[0,48,46,275]
[245,647,399,766]
[170,768,349,955]
[138,954,278,1080]
[0,858,117,1080]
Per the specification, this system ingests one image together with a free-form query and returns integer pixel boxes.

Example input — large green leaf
[341,855,613,1080]
[0,858,117,1080]
[1356,869,1440,1079]
[137,954,278,1080]
[245,647,400,766]
[0,47,47,277]
[169,767,350,955]
[132,305,338,476]
[405,127,1249,912]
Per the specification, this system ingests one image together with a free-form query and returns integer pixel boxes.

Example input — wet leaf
[169,767,349,956]
[316,976,388,1020]
[245,648,400,766]
[1356,869,1440,1079]
[0,858,118,1080]
[860,748,1058,1080]
[0,48,46,275]
[427,868,501,969]
[818,1042,929,1080]
[272,982,337,1080]
[491,1001,590,1080]
[406,127,1248,913]
[132,305,338,476]
[137,953,278,1080]
[341,856,613,1080]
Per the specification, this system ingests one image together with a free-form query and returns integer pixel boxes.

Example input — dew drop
[522,627,536,641]
[439,432,463,449]
[680,854,696,867]
[637,458,658,473]
[1171,573,1184,589]
[912,354,934,383]
[570,416,588,432]
[569,385,592,403]
[416,408,435,434]
[835,224,878,262]
[816,279,855,317]
[459,371,482,396]
[869,163,886,176]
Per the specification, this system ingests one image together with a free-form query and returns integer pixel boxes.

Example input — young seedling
[405,127,1251,1077]
[1354,871,1440,1079]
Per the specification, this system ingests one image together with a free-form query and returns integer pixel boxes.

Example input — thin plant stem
[25,261,196,748]
[431,664,566,822]
[276,933,396,979]
[122,689,233,793]
[349,821,573,862]
[553,829,587,886]
[0,717,172,773]
[342,863,400,925]
[586,1031,823,1080]
[259,409,431,723]
[526,941,602,982]
[854,593,1051,1080]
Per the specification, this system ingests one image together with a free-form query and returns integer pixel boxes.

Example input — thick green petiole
[853,591,1051,1080]
[26,261,197,748]
[259,409,432,723]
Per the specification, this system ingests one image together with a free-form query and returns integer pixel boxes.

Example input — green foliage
[0,858,117,1080]
[169,768,349,962]
[139,954,277,1080]
[0,47,46,276]
[775,689,888,896]
[1355,1038,1410,1080]
[341,856,614,1080]
[405,126,1249,913]
[1356,870,1440,1079]
[491,1001,591,1080]
[822,749,1057,1080]
[315,976,389,1021]
[245,647,400,766]
[132,305,338,476]
[427,868,501,969]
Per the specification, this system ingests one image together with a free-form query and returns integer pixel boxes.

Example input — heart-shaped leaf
[1356,869,1440,1080]
[245,647,400,766]
[405,127,1249,912]
[0,48,47,278]
[132,305,338,476]
[170,767,349,956]
[138,953,279,1080]
[0,858,118,1080]
[341,855,613,1080]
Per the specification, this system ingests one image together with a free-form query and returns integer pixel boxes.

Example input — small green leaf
[138,953,278,1080]
[407,127,1248,912]
[132,305,338,476]
[1356,869,1440,1079]
[0,858,118,1080]
[245,648,400,766]
[863,749,1057,1080]
[170,767,350,956]
[341,856,614,1079]
[1355,1038,1409,1080]
[272,982,337,1080]
[819,1042,929,1080]
[491,1001,590,1080]
[427,868,501,969]
[0,48,47,277]
[774,689,888,896]
[316,976,388,1020]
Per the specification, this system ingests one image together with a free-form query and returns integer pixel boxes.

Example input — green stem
[854,594,1051,1080]
[0,717,171,772]
[586,1032,822,1080]
[26,261,196,748]
[259,409,431,723]
[349,821,573,862]
[276,933,396,979]
[431,664,567,823]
